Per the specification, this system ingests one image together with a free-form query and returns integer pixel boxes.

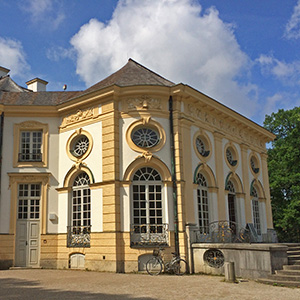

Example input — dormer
[0,66,10,77]
[26,78,48,92]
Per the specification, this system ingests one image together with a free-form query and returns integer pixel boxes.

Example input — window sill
[14,161,47,168]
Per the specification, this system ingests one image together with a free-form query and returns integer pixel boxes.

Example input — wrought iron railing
[18,152,42,162]
[67,225,91,247]
[193,221,253,243]
[130,223,169,247]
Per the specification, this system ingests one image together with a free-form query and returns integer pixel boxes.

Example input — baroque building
[0,60,275,272]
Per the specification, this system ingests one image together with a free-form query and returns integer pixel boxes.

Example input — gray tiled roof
[0,59,175,106]
[83,59,175,94]
[0,75,29,92]
[0,91,82,106]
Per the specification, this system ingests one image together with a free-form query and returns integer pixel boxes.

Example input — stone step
[287,247,300,252]
[287,250,300,255]
[284,243,300,247]
[283,264,300,271]
[289,261,300,266]
[257,278,300,288]
[288,257,300,264]
[9,266,42,270]
[288,254,300,259]
[277,269,300,276]
[268,274,300,282]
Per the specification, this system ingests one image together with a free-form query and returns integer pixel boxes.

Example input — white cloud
[70,0,257,117]
[0,37,29,76]
[21,0,65,30]
[257,54,300,84]
[264,92,300,117]
[264,93,284,117]
[284,0,300,39]
[46,46,75,62]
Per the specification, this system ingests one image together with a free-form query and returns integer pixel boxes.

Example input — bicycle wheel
[173,259,188,275]
[146,257,163,276]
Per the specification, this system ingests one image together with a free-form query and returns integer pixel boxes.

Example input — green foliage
[264,107,300,242]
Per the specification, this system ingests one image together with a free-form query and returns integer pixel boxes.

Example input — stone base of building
[0,259,13,270]
[192,243,288,279]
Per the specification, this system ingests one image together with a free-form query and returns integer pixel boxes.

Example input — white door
[70,253,85,269]
[15,220,40,267]
[15,183,41,268]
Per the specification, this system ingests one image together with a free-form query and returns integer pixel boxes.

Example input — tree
[264,107,300,242]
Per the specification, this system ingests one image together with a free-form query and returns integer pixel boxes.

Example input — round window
[203,249,225,268]
[71,135,90,157]
[250,156,259,174]
[131,127,160,148]
[226,148,237,166]
[196,136,210,157]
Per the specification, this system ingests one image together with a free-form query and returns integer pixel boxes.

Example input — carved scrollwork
[127,95,162,110]
[142,151,153,162]
[19,121,45,128]
[61,108,95,128]
[8,173,51,189]
[186,103,265,149]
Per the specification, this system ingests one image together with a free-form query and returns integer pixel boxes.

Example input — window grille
[131,127,160,148]
[72,172,91,227]
[19,131,42,162]
[196,173,209,233]
[132,167,163,232]
[18,184,41,220]
[252,188,261,235]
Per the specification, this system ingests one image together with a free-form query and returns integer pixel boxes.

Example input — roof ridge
[0,75,30,92]
[127,58,174,84]
[83,58,174,94]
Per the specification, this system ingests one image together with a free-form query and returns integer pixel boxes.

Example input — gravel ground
[0,269,300,300]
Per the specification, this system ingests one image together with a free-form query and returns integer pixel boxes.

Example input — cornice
[3,105,58,117]
[8,172,51,188]
[56,85,171,114]
[57,89,115,114]
[171,84,275,142]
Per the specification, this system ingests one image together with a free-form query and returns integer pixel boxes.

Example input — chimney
[0,66,10,77]
[26,78,48,92]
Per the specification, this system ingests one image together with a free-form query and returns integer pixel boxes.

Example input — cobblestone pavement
[0,269,300,300]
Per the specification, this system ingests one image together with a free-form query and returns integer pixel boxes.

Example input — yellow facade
[0,59,275,272]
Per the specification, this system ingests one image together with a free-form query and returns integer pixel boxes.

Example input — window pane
[131,168,163,235]
[71,175,91,229]
[18,184,41,220]
[19,131,43,162]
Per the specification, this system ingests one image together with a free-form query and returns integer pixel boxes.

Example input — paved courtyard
[0,269,299,300]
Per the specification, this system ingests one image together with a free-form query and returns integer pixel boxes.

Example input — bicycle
[146,248,188,276]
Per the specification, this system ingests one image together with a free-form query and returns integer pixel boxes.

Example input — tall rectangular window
[252,199,261,235]
[18,184,41,220]
[197,188,209,234]
[19,131,42,162]
[14,121,48,168]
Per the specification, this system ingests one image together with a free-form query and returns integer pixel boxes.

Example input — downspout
[169,96,180,256]
[0,112,3,196]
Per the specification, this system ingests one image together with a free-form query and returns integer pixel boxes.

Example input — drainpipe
[0,112,3,195]
[169,96,180,256]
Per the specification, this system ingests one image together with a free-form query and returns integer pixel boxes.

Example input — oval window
[131,127,160,148]
[71,135,90,157]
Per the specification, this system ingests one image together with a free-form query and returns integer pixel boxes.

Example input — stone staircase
[258,244,300,287]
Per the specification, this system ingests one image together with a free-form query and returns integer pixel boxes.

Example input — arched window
[196,173,209,233]
[71,172,91,228]
[132,167,163,234]
[226,180,237,234]
[251,187,261,235]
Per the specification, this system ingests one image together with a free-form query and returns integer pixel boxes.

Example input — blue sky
[1,0,300,125]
